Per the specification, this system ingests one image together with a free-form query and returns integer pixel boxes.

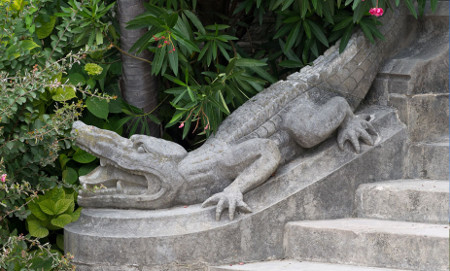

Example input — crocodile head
[72,121,188,209]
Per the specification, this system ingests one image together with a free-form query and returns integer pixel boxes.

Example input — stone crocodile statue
[72,6,410,221]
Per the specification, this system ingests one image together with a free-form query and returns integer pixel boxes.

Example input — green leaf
[163,74,186,86]
[68,73,85,85]
[168,47,179,76]
[187,87,196,102]
[73,148,96,163]
[308,20,329,47]
[50,214,73,228]
[78,164,97,177]
[172,29,200,53]
[284,22,301,52]
[165,13,178,28]
[205,24,230,31]
[235,58,267,67]
[431,0,438,12]
[86,97,109,120]
[166,111,185,128]
[51,86,77,102]
[152,44,165,75]
[56,234,64,251]
[279,60,303,68]
[184,10,205,34]
[352,0,362,10]
[27,218,49,238]
[27,202,48,221]
[300,0,309,18]
[20,40,40,51]
[48,187,65,202]
[281,0,295,10]
[333,16,353,31]
[339,24,354,53]
[54,199,73,215]
[404,0,418,18]
[35,15,57,39]
[38,199,56,215]
[360,19,374,43]
[71,207,82,222]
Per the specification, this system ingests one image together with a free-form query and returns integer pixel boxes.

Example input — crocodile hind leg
[202,138,281,221]
[282,96,376,152]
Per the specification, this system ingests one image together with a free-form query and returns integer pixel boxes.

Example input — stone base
[65,107,407,270]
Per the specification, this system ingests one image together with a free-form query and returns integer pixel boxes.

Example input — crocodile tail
[209,5,410,145]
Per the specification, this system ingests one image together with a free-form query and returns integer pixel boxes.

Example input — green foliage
[0,235,75,271]
[26,187,81,239]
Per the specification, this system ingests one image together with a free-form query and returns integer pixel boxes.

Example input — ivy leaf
[73,148,96,164]
[86,97,109,120]
[54,199,73,215]
[38,199,56,215]
[50,214,73,228]
[27,218,49,238]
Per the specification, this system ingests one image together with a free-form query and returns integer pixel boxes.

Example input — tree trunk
[117,0,159,137]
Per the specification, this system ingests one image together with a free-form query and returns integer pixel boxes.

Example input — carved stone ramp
[65,107,407,271]
[210,260,411,271]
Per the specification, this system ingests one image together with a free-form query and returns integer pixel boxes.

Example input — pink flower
[179,122,185,128]
[1,174,6,183]
[369,7,383,17]
[204,124,209,130]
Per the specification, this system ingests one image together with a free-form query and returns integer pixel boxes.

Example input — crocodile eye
[137,146,146,153]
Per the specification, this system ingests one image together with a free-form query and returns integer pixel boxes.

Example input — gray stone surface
[284,218,449,271]
[356,180,449,223]
[209,260,411,271]
[407,93,449,142]
[407,138,449,179]
[65,108,407,270]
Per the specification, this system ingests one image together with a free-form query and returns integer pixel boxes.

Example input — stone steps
[284,218,449,271]
[356,180,449,223]
[210,260,411,271]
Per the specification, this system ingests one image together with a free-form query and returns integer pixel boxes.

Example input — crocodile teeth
[100,158,106,167]
[116,181,123,192]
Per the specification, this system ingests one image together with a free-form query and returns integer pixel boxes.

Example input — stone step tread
[357,179,449,193]
[286,218,449,238]
[209,260,411,271]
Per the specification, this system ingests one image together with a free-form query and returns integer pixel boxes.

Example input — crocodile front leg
[201,138,281,221]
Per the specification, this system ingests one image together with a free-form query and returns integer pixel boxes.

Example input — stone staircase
[210,2,449,271]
